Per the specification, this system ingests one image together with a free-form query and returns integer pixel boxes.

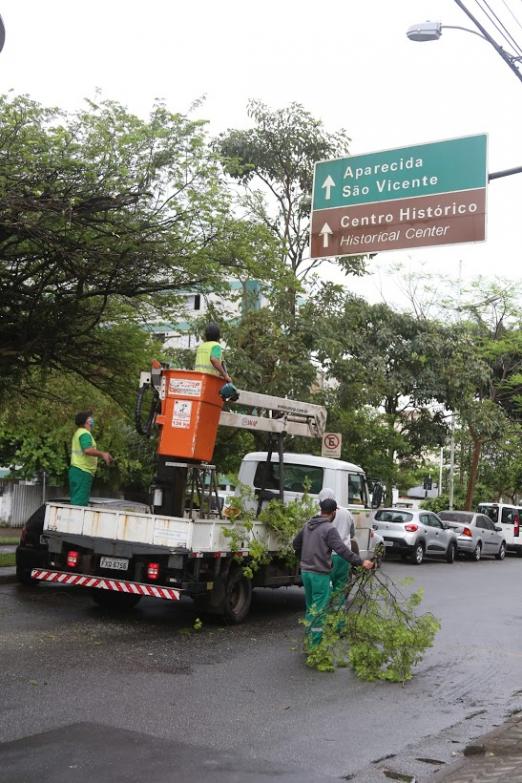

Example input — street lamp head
[406,21,442,42]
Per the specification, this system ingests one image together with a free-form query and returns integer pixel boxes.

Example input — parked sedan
[372,508,458,565]
[438,511,506,561]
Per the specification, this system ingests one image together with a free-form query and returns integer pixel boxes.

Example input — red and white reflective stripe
[30,569,180,601]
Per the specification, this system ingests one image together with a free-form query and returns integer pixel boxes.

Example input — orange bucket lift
[155,370,224,462]
[136,363,326,519]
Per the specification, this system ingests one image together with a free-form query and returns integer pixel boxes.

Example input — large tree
[450,285,522,508]
[305,286,456,501]
[0,94,274,402]
[216,101,366,318]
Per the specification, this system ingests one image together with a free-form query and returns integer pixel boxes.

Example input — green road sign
[310,134,487,258]
[312,134,487,210]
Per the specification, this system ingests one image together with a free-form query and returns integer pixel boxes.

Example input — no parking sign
[321,432,342,459]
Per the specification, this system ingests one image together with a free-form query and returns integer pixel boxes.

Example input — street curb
[432,711,522,782]
[0,567,17,584]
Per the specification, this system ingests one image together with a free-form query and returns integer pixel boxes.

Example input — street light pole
[407,1,522,86]
[452,0,522,85]
[448,415,456,510]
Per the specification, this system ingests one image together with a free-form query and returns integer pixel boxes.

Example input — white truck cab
[237,452,370,516]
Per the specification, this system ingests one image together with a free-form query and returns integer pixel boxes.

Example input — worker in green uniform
[194,323,231,382]
[318,487,356,611]
[69,411,113,506]
[293,498,374,650]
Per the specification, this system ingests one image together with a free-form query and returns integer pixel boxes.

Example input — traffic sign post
[310,134,487,258]
[322,432,342,459]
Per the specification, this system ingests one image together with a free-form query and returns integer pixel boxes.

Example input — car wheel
[496,542,506,561]
[446,542,456,563]
[91,590,142,610]
[411,543,424,565]
[471,542,482,562]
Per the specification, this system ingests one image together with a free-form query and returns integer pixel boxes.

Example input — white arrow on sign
[321,174,336,200]
[319,222,333,248]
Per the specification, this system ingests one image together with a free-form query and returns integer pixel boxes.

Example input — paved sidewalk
[433,711,522,782]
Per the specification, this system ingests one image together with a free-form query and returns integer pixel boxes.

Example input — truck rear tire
[16,564,38,586]
[222,566,252,624]
[91,590,142,610]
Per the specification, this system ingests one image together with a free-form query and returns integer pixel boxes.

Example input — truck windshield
[253,462,323,494]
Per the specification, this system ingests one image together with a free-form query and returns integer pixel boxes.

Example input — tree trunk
[465,437,482,510]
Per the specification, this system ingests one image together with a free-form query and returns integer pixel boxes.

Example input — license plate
[99,556,129,571]
[384,541,395,548]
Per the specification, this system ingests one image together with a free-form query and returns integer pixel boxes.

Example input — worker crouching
[293,498,374,650]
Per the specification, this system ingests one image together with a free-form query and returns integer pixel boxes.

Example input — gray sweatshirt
[293,514,363,574]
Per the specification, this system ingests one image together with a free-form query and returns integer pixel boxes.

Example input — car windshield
[374,510,413,523]
[439,511,473,523]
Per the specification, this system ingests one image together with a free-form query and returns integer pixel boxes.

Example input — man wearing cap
[318,488,356,607]
[293,498,374,650]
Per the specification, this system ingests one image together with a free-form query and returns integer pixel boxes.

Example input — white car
[438,510,506,561]
[477,503,522,556]
[372,508,458,565]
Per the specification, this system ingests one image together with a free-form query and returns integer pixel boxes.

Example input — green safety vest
[71,427,98,475]
[194,341,222,376]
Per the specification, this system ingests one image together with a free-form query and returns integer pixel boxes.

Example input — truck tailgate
[44,503,191,549]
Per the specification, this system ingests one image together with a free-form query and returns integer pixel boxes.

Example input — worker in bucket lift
[293,498,374,650]
[69,411,113,506]
[194,322,231,382]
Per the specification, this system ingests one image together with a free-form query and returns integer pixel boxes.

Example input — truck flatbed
[43,502,284,554]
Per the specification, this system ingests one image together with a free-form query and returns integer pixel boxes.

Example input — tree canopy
[0,94,274,402]
[216,101,366,293]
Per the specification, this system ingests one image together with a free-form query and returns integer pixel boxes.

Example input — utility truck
[27,367,375,623]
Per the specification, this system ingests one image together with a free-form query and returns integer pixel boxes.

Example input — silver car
[438,511,506,561]
[372,508,458,565]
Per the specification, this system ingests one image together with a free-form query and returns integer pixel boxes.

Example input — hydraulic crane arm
[218,389,327,439]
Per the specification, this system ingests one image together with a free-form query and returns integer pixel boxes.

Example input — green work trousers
[331,554,351,610]
[301,570,331,649]
[68,466,94,506]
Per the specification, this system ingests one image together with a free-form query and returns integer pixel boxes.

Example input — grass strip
[0,552,16,567]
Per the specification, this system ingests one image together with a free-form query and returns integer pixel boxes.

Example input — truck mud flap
[30,569,181,601]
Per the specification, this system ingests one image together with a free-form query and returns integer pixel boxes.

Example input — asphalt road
[1,555,522,783]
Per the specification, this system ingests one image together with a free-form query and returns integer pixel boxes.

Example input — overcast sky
[1,0,521,306]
